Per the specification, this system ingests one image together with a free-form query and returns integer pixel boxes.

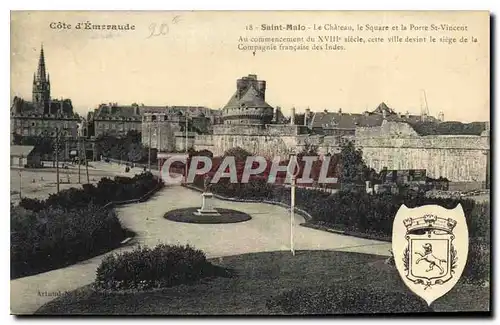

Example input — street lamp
[287,152,300,256]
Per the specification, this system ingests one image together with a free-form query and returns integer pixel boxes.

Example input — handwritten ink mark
[147,15,182,39]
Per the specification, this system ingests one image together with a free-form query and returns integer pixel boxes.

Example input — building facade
[88,103,222,138]
[10,46,79,158]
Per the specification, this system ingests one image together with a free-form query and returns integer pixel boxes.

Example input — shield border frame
[404,232,456,290]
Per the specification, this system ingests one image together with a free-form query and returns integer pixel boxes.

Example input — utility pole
[18,166,22,200]
[55,127,60,193]
[157,117,161,173]
[83,137,90,184]
[148,122,152,172]
[78,136,81,183]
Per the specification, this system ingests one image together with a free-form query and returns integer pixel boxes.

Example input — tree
[223,147,252,162]
[339,141,366,184]
[297,143,318,162]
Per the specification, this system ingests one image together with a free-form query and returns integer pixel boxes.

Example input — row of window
[16,128,70,137]
[97,122,138,129]
[12,119,73,129]
[147,115,169,122]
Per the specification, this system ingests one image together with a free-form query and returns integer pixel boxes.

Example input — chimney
[438,111,444,122]
[290,107,296,125]
[274,106,281,122]
[338,108,342,114]
[405,111,410,119]
[257,80,266,100]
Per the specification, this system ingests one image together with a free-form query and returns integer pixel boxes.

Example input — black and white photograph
[8,10,491,316]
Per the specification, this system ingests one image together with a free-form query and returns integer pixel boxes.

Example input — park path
[10,183,391,315]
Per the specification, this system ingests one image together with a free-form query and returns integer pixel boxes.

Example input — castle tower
[222,74,274,125]
[32,45,51,114]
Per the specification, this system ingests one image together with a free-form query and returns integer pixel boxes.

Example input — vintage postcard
[10,11,490,315]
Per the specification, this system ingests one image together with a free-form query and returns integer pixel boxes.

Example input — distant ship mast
[420,89,430,122]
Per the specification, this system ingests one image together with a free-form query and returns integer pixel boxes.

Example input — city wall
[195,124,306,157]
[355,121,490,184]
[195,120,489,186]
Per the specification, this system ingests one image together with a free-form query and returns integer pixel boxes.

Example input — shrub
[20,172,163,211]
[266,285,432,314]
[11,204,128,278]
[19,197,45,212]
[95,244,223,291]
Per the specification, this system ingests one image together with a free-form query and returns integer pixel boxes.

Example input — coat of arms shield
[392,204,469,306]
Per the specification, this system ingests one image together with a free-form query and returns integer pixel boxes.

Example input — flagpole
[185,115,188,182]
[288,152,297,256]
[291,174,295,256]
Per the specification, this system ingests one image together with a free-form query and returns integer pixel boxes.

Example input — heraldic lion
[414,243,447,274]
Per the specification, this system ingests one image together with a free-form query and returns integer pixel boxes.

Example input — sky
[10,11,489,122]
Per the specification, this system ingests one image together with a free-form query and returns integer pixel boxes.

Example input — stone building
[10,46,79,155]
[192,73,490,190]
[307,102,439,136]
[90,103,142,137]
[88,103,221,138]
[141,111,194,152]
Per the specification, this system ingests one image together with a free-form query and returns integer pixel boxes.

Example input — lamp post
[288,152,299,256]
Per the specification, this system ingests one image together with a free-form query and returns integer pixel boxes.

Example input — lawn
[35,250,489,315]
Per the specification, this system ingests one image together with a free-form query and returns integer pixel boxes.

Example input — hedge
[94,244,230,291]
[11,172,164,279]
[11,204,129,279]
[19,172,163,211]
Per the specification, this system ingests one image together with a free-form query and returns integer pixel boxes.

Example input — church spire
[36,44,47,82]
[32,44,51,113]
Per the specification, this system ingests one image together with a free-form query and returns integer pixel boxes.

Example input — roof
[93,104,140,119]
[94,104,217,118]
[309,102,438,129]
[224,84,273,110]
[10,145,35,157]
[11,96,76,117]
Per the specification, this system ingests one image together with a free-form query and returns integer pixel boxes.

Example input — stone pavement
[10,184,391,314]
